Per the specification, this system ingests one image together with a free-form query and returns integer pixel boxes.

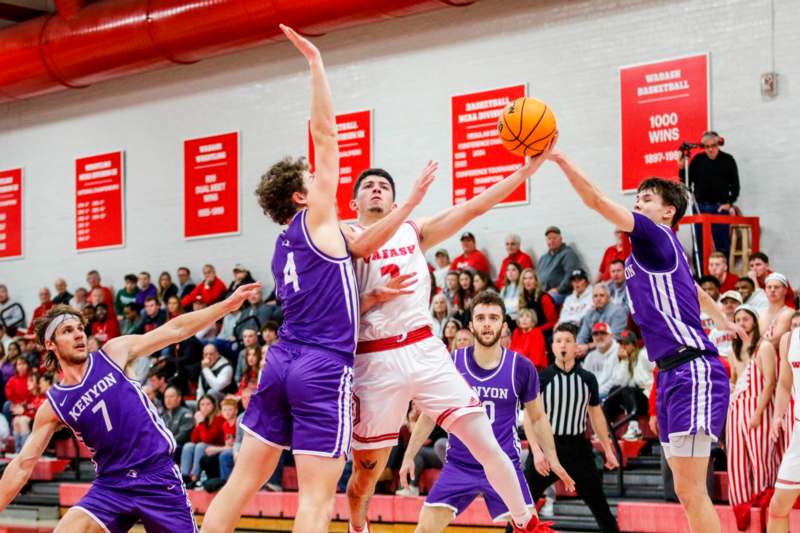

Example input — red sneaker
[512,516,558,532]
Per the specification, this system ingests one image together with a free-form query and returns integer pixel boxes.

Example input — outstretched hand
[522,131,559,175]
[226,282,263,310]
[279,24,321,63]
[406,161,438,207]
[372,274,417,304]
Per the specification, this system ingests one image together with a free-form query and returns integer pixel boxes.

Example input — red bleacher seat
[418,468,440,495]
[281,466,297,491]
[54,437,92,459]
[0,457,69,481]
[617,501,763,532]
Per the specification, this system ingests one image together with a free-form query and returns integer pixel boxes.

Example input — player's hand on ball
[398,457,416,490]
[552,463,576,493]
[406,160,438,207]
[279,24,321,63]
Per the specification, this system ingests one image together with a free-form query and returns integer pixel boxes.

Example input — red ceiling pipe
[0,0,476,103]
[53,0,85,20]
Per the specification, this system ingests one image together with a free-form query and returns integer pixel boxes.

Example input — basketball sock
[448,414,532,527]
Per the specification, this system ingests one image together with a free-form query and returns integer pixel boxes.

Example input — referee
[523,323,621,533]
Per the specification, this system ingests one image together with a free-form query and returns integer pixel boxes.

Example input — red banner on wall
[308,109,371,221]
[620,54,709,192]
[184,132,239,239]
[0,168,22,260]
[451,85,527,206]
[75,152,125,251]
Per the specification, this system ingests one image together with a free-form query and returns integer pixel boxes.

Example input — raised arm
[343,161,437,259]
[548,150,634,232]
[524,397,575,491]
[0,402,60,511]
[416,138,556,251]
[103,283,261,367]
[280,25,338,228]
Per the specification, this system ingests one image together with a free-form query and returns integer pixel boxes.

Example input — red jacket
[222,418,237,446]
[181,277,226,308]
[91,317,121,342]
[5,374,33,405]
[495,251,534,289]
[509,327,548,370]
[597,237,631,281]
[450,251,490,275]
[29,302,54,333]
[190,415,225,445]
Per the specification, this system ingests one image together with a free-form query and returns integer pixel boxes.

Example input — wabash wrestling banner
[75,152,125,251]
[0,168,23,260]
[619,53,710,192]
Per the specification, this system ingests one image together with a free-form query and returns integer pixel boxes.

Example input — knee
[298,494,335,520]
[769,493,793,519]
[673,480,709,507]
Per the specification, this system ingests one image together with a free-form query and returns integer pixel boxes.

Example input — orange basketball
[497,97,557,157]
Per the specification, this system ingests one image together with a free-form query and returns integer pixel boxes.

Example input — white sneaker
[395,485,420,497]
[349,522,369,533]
[622,420,643,441]
[540,497,555,517]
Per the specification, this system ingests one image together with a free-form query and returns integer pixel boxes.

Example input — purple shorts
[73,462,196,533]
[425,461,532,522]
[241,341,353,457]
[656,354,730,444]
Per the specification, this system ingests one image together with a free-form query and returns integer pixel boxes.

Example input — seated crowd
[0,226,796,505]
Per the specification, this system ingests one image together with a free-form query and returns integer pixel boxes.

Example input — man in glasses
[678,130,740,261]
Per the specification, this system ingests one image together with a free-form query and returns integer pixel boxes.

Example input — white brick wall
[0,0,798,316]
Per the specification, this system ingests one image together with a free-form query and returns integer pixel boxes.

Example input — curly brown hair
[255,156,308,224]
[34,304,85,372]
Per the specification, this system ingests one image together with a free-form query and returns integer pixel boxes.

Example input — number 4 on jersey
[284,252,300,292]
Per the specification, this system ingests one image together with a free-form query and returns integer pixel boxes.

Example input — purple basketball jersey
[271,209,359,359]
[446,347,539,469]
[47,351,175,478]
[624,212,717,362]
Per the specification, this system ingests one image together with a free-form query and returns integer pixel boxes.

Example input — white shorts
[777,421,800,490]
[351,335,483,450]
[661,432,712,459]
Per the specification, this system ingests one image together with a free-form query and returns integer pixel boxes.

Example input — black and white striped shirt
[539,363,600,436]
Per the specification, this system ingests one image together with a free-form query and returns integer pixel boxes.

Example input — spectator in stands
[86,270,115,317]
[441,271,459,310]
[510,308,547,370]
[576,284,628,356]
[0,341,18,381]
[234,328,260,383]
[226,264,256,299]
[161,385,194,461]
[197,397,239,487]
[69,287,88,311]
[28,287,53,333]
[582,323,622,400]
[89,286,116,326]
[0,326,8,355]
[260,321,279,348]
[454,328,473,350]
[147,368,171,413]
[114,274,139,315]
[708,251,739,293]
[747,252,795,308]
[496,234,534,289]
[157,271,179,304]
[499,262,522,320]
[237,346,262,393]
[12,371,48,452]
[442,319,460,351]
[213,306,241,363]
[607,260,628,309]
[4,357,32,426]
[0,285,24,336]
[177,267,196,300]
[142,296,167,333]
[500,322,512,349]
[557,269,593,327]
[596,230,630,282]
[181,394,224,486]
[698,275,722,335]
[452,271,474,326]
[52,278,72,305]
[604,330,653,441]
[135,272,158,307]
[198,344,234,402]
[537,226,583,305]
[182,264,227,308]
[679,130,739,260]
[166,295,183,320]
[710,291,741,358]
[80,304,95,331]
[91,303,120,343]
[735,276,768,312]
[450,232,489,274]
[519,268,558,341]
[395,401,446,497]
[430,294,451,338]
[120,303,144,335]
[432,249,451,290]
[472,271,495,296]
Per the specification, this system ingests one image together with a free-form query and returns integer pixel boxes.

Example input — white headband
[765,272,788,288]
[44,313,81,341]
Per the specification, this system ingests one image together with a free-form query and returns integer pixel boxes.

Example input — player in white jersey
[345,139,557,533]
[768,326,800,532]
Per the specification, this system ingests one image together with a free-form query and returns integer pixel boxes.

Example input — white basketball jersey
[789,327,800,420]
[352,221,433,341]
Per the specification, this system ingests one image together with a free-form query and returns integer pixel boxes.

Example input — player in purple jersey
[547,150,745,533]
[0,284,260,533]
[201,26,433,533]
[398,292,572,532]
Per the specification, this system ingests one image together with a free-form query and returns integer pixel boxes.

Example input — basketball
[497,97,557,157]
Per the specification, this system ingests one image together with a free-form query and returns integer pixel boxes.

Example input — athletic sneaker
[512,516,557,532]
[622,420,643,441]
[395,485,420,497]
[540,497,555,518]
[349,520,370,533]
